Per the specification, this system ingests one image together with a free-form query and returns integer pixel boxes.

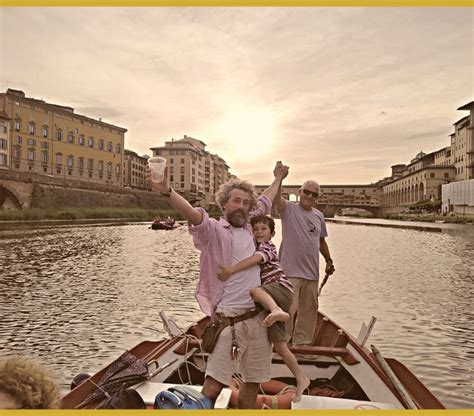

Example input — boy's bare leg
[250,287,290,326]
[274,341,310,402]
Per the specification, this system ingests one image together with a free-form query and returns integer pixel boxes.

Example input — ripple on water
[0,222,472,407]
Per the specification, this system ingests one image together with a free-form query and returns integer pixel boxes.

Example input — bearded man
[148,161,288,409]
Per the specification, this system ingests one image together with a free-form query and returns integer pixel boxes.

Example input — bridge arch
[0,183,23,209]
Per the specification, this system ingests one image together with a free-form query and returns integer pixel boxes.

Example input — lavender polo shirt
[279,200,328,281]
[188,195,271,317]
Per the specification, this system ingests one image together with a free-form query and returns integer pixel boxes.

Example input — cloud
[401,129,449,142]
[1,7,471,186]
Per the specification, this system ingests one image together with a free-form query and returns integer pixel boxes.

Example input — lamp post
[431,196,435,221]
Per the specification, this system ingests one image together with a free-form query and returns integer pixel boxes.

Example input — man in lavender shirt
[275,180,335,346]
[148,161,289,408]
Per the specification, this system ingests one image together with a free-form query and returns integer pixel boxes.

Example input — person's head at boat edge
[0,355,60,409]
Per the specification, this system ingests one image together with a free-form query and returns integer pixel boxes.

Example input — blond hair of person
[0,355,60,409]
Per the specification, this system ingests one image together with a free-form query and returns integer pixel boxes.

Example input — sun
[216,106,276,160]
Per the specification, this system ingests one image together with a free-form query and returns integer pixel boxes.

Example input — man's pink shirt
[188,196,271,317]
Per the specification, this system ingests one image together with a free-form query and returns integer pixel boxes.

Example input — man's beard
[227,209,247,227]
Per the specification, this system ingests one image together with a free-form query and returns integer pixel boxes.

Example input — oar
[318,273,330,295]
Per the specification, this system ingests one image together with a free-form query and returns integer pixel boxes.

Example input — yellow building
[0,89,127,187]
[150,135,230,207]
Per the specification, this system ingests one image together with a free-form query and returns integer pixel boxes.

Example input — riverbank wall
[30,183,170,210]
[0,169,170,210]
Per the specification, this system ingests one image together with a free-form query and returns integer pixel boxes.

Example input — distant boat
[61,310,444,410]
[151,218,176,230]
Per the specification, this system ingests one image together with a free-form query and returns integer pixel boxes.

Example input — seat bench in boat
[173,339,359,365]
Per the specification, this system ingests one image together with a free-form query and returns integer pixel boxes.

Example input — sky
[1,7,472,185]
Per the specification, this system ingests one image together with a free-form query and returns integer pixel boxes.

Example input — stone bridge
[254,184,383,217]
[0,174,33,209]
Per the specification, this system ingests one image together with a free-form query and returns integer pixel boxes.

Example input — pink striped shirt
[188,196,271,316]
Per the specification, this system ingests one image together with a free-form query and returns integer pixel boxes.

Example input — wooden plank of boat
[288,345,359,365]
[172,338,359,365]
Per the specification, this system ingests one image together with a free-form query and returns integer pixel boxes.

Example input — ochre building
[0,89,127,187]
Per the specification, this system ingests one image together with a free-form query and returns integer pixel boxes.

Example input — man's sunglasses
[302,189,319,198]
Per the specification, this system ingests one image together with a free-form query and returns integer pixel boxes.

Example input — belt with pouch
[215,309,259,327]
[216,309,260,359]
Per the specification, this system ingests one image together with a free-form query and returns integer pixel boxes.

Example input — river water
[0,219,472,408]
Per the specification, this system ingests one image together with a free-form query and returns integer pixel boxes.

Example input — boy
[217,215,310,402]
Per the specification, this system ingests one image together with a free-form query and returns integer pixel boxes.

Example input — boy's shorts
[259,282,293,343]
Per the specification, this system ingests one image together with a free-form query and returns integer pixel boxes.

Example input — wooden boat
[151,218,176,230]
[61,311,444,410]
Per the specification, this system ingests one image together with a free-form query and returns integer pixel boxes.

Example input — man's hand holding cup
[146,156,170,194]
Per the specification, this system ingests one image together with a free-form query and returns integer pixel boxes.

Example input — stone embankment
[0,169,170,210]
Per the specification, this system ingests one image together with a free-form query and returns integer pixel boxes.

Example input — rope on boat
[167,329,208,386]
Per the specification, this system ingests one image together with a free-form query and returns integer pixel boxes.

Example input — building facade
[433,146,452,167]
[454,102,474,181]
[150,135,230,207]
[0,112,10,169]
[124,150,150,190]
[382,165,456,208]
[319,185,381,207]
[380,102,473,212]
[0,89,127,187]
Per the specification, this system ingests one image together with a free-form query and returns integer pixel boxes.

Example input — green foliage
[0,207,183,222]
[383,212,473,224]
[408,198,441,211]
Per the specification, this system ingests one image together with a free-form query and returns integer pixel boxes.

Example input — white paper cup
[148,156,167,182]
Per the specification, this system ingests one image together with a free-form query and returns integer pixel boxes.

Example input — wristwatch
[326,258,333,264]
[162,186,173,197]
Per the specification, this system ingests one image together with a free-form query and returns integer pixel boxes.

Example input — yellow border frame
[1,0,473,6]
[0,410,473,415]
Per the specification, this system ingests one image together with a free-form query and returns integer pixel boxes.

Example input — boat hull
[61,311,444,409]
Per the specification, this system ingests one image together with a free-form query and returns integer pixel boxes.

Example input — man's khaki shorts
[205,309,272,385]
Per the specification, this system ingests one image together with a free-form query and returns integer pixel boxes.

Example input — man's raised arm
[274,174,286,214]
[146,167,203,226]
[261,161,289,204]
